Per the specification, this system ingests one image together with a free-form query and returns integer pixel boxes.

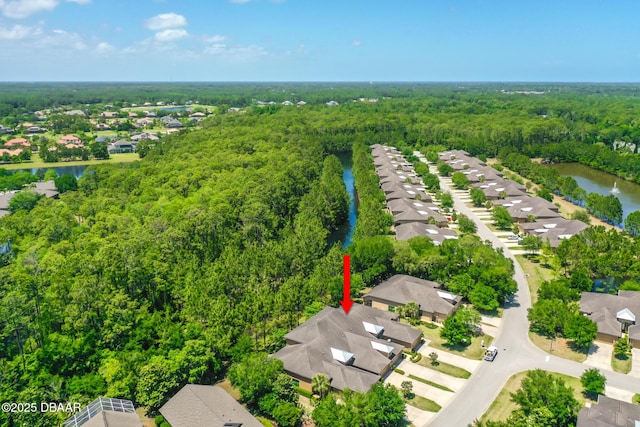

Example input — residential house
[95,135,115,144]
[326,100,339,106]
[135,118,155,128]
[576,394,640,427]
[579,290,640,347]
[274,304,422,393]
[63,397,141,427]
[131,132,159,142]
[395,222,458,245]
[128,112,138,118]
[0,148,23,158]
[26,126,45,133]
[100,111,119,118]
[297,101,306,106]
[0,191,18,217]
[144,111,157,117]
[65,109,86,116]
[393,206,448,227]
[0,124,13,134]
[33,181,60,199]
[474,180,527,200]
[364,275,462,322]
[4,138,30,148]
[519,217,588,248]
[282,101,294,105]
[160,384,262,427]
[108,140,135,154]
[58,135,82,146]
[94,123,111,131]
[161,116,183,128]
[190,112,206,117]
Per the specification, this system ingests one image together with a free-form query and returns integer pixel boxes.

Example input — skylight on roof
[437,290,458,301]
[371,341,395,354]
[330,347,354,364]
[362,321,384,335]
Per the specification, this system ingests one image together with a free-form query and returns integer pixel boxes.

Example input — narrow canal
[327,152,358,249]
[548,163,640,222]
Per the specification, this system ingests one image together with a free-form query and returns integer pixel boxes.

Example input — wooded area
[2,83,640,426]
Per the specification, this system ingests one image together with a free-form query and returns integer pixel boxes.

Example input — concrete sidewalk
[418,344,482,373]
[386,371,455,406]
[396,358,467,391]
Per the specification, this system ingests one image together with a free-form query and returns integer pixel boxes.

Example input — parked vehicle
[484,345,498,361]
[507,234,519,240]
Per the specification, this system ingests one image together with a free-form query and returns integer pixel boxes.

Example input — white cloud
[203,34,226,43]
[352,40,362,47]
[0,0,90,19]
[0,23,41,39]
[154,28,188,42]
[144,12,187,31]
[204,43,267,61]
[95,41,114,53]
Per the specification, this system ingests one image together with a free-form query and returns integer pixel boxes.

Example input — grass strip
[407,374,454,392]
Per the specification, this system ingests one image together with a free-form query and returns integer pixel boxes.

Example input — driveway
[386,369,455,406]
[631,348,640,379]
[585,342,613,371]
[420,157,640,427]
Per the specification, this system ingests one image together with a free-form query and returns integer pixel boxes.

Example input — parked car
[507,234,519,240]
[484,345,498,361]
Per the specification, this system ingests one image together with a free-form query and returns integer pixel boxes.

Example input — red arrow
[340,254,354,315]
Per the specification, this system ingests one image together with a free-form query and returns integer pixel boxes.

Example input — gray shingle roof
[580,291,640,338]
[275,304,421,392]
[577,395,640,427]
[395,222,458,243]
[160,385,263,427]
[364,275,461,317]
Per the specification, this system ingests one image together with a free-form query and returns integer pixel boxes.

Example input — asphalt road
[422,167,640,427]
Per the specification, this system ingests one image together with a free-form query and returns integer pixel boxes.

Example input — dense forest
[3,83,640,425]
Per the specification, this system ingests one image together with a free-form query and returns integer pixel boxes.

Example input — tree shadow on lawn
[568,340,590,355]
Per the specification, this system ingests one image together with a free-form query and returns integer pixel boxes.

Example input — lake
[548,162,640,221]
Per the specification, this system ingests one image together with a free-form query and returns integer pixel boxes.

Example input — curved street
[422,162,640,427]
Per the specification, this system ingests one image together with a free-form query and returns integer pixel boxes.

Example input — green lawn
[1,153,139,170]
[416,357,471,379]
[407,374,454,392]
[405,395,441,412]
[515,254,558,305]
[481,370,588,423]
[528,332,588,362]
[416,321,494,360]
[612,353,632,374]
[633,394,640,404]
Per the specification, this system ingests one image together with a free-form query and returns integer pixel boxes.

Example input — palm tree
[312,373,331,398]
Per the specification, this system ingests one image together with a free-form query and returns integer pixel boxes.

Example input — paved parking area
[585,341,613,371]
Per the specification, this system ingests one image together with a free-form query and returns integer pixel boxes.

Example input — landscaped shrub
[394,368,405,375]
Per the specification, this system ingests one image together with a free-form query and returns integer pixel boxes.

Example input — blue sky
[0,0,639,81]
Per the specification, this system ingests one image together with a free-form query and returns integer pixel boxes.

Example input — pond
[327,152,358,249]
[14,165,88,178]
[548,162,640,221]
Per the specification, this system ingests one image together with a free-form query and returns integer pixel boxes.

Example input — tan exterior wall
[595,332,618,344]
[371,300,392,312]
[289,375,312,392]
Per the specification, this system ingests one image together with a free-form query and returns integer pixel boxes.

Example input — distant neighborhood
[0,101,215,164]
